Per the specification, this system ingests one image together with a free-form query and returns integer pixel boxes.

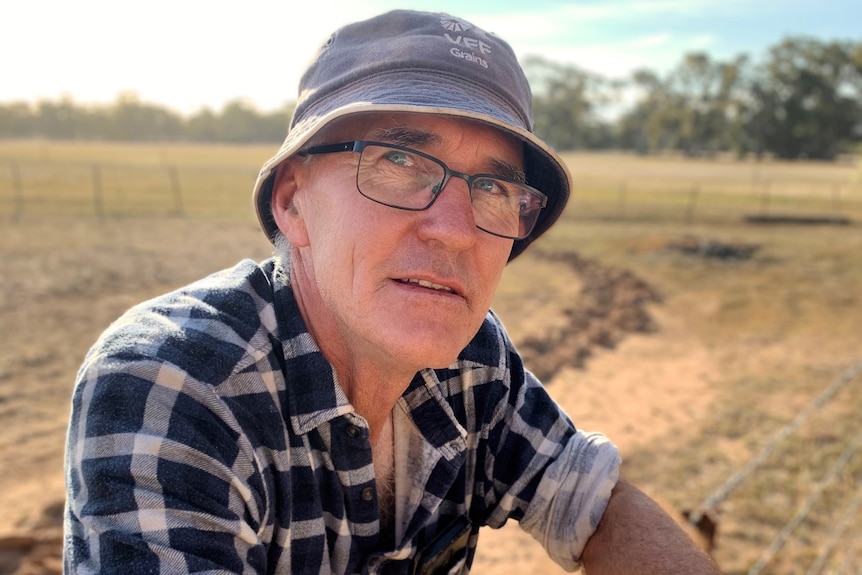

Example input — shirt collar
[270,259,355,435]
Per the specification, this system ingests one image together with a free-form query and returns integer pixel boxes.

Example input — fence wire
[688,359,862,524]
[804,483,862,575]
[746,431,862,575]
[3,157,862,224]
[836,535,862,575]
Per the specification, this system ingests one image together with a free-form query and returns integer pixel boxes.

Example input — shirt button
[361,487,375,502]
[346,425,361,438]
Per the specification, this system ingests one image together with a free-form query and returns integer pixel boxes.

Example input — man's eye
[475,178,508,195]
[520,192,541,210]
[383,150,414,167]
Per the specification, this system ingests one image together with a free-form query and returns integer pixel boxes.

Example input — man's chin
[374,311,485,369]
[398,347,460,371]
[394,334,475,371]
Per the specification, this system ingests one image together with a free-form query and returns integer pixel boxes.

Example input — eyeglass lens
[356,144,542,239]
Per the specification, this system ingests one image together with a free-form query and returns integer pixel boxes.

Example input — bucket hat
[253,9,571,260]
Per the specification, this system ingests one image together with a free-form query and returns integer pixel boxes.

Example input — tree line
[1,36,860,160]
[528,36,862,160]
[0,93,294,144]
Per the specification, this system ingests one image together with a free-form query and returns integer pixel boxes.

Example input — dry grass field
[1,143,861,574]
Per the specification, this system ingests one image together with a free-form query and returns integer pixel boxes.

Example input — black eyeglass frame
[301,140,548,240]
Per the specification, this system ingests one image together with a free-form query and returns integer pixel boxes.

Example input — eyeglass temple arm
[303,141,361,156]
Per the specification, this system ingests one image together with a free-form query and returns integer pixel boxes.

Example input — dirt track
[0,217,712,574]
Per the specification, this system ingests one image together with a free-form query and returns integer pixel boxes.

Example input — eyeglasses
[302,140,547,240]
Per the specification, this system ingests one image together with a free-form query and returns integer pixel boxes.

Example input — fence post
[617,181,627,219]
[759,181,771,217]
[831,184,840,224]
[91,164,104,218]
[168,165,184,216]
[685,184,700,224]
[10,161,23,221]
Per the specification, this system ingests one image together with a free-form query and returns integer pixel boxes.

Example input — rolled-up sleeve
[520,430,620,570]
[472,312,621,571]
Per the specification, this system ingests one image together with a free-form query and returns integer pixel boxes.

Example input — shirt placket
[364,377,470,574]
[324,413,384,573]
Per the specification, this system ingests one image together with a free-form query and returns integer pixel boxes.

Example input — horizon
[4,0,861,115]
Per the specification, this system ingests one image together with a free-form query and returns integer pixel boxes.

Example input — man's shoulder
[82,258,284,384]
[126,257,277,327]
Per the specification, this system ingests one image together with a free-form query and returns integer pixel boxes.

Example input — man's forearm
[581,479,721,575]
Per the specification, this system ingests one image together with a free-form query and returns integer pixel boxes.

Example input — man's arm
[581,479,721,575]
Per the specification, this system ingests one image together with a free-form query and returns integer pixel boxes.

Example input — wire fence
[687,360,862,574]
[689,360,862,524]
[0,158,260,221]
[2,157,861,225]
[569,178,862,225]
[805,486,862,575]
[747,432,862,575]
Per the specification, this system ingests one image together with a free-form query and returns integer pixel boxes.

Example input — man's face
[273,112,521,376]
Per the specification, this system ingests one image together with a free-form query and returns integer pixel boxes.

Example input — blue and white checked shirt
[65,258,620,574]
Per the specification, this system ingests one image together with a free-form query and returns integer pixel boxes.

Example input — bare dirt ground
[0,215,810,573]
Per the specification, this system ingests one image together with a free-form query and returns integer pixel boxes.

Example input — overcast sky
[4,0,860,115]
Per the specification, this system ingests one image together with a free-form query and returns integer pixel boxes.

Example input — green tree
[217,100,264,143]
[0,102,35,138]
[215,100,292,143]
[743,37,862,160]
[35,97,86,139]
[524,55,615,150]
[617,69,674,153]
[186,108,220,142]
[257,106,294,143]
[668,53,749,154]
[0,95,294,142]
[110,92,184,141]
[618,53,749,156]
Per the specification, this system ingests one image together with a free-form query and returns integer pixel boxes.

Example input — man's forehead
[326,112,519,148]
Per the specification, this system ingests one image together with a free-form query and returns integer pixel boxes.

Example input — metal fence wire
[2,157,862,225]
[685,359,862,573]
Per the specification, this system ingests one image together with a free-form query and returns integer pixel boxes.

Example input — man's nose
[415,176,478,250]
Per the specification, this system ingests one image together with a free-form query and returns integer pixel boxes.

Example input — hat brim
[253,73,571,261]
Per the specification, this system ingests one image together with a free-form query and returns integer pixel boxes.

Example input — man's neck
[288,254,418,442]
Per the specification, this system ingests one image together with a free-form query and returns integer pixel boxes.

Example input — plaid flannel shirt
[65,258,620,574]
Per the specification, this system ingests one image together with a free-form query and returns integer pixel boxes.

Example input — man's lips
[394,278,459,296]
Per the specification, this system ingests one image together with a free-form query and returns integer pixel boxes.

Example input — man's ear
[271,159,310,248]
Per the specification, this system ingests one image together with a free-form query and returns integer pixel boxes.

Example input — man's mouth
[396,278,456,294]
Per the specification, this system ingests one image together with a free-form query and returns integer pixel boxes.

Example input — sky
[3,0,860,116]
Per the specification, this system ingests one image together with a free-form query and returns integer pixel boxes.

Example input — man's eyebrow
[369,127,442,147]
[369,126,526,183]
[492,159,526,183]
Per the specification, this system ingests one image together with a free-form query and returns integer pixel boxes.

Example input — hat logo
[440,16,471,32]
[440,16,492,69]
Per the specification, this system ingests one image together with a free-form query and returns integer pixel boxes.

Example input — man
[65,9,719,574]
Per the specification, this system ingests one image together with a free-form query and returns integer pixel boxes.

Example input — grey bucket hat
[252,9,571,261]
